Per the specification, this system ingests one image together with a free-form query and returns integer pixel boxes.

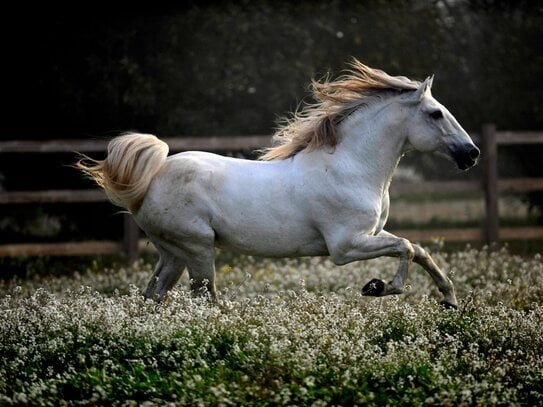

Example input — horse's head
[402,77,480,170]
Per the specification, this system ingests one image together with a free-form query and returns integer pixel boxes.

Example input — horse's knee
[400,238,415,261]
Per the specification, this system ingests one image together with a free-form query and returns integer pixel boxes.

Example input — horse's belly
[213,221,328,257]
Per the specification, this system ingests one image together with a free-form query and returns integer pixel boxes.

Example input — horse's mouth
[456,157,477,170]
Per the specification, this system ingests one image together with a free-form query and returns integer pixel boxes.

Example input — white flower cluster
[0,247,542,405]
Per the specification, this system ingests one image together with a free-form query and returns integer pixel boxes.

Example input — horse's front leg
[328,232,415,296]
[376,231,458,308]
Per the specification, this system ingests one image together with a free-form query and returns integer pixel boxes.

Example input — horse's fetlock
[386,281,405,295]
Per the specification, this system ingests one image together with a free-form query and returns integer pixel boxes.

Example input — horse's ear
[403,75,433,104]
[427,75,434,90]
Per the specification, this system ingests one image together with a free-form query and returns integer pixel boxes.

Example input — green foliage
[0,248,542,405]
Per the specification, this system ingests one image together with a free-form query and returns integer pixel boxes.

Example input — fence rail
[1,126,542,260]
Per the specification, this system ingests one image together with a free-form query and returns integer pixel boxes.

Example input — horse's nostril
[469,147,480,160]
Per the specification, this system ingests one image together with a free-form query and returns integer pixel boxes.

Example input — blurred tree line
[4,0,542,140]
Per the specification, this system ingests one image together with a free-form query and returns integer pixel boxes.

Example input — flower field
[1,247,542,405]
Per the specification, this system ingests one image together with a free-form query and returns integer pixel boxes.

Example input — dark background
[4,1,542,140]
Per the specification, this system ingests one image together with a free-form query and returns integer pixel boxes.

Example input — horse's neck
[333,104,407,192]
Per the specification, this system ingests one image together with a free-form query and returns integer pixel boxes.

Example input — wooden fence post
[483,123,499,247]
[123,213,140,264]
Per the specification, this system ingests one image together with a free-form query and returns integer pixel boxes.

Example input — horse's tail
[75,133,169,213]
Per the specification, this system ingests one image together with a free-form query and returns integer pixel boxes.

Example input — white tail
[76,133,169,212]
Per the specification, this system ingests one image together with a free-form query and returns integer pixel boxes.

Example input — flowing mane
[259,59,421,160]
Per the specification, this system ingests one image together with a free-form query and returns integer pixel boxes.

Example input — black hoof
[440,301,458,310]
[361,279,386,296]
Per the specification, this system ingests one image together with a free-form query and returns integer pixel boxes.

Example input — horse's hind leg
[186,248,218,302]
[148,223,217,302]
[143,256,163,299]
[143,248,186,301]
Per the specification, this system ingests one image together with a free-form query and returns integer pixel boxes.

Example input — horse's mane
[259,58,420,161]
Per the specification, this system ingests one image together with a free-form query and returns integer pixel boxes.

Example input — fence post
[123,213,140,264]
[483,123,499,247]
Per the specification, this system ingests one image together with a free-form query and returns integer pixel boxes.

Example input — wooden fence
[1,126,542,260]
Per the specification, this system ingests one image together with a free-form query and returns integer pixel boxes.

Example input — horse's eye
[429,110,443,119]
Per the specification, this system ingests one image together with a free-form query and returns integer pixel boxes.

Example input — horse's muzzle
[451,143,480,170]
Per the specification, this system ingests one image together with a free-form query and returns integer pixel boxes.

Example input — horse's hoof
[361,279,386,296]
[440,301,458,310]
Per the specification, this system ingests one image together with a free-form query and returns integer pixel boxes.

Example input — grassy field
[1,246,542,406]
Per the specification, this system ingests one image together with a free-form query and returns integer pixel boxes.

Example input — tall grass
[1,247,542,405]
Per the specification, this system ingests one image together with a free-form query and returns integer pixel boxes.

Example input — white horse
[78,59,479,308]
